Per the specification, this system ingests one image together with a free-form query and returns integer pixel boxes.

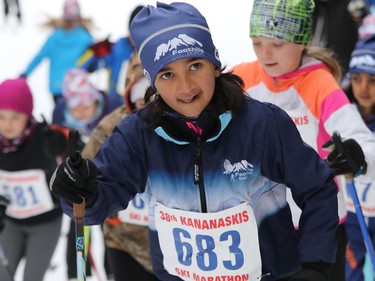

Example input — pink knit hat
[0,78,33,117]
[63,0,81,21]
[62,68,101,109]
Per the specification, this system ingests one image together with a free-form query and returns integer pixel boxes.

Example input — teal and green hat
[250,0,315,45]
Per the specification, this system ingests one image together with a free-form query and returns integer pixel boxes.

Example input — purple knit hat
[130,2,221,88]
[0,78,33,117]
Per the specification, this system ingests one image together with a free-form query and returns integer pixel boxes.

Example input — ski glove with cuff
[322,131,367,177]
[289,262,331,281]
[0,195,10,233]
[50,152,98,206]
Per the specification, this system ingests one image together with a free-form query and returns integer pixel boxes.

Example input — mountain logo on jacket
[223,159,254,182]
[154,34,204,61]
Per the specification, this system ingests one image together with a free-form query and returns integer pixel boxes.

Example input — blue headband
[349,34,375,76]
[130,2,221,88]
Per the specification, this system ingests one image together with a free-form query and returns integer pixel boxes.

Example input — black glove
[289,262,331,281]
[50,152,98,205]
[322,131,367,177]
[0,195,10,233]
[43,126,68,157]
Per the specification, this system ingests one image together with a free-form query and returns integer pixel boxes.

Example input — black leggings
[107,247,159,281]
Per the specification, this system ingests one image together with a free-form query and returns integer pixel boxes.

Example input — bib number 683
[173,228,244,271]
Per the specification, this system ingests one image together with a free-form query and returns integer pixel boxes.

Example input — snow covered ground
[0,0,255,280]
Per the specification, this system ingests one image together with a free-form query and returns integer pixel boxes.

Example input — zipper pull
[257,272,271,279]
[194,137,202,184]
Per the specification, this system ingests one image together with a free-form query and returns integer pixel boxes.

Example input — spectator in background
[312,0,364,77]
[3,0,21,23]
[77,5,144,108]
[343,34,375,281]
[20,0,94,104]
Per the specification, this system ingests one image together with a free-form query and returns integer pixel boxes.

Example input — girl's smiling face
[252,36,305,77]
[154,58,220,118]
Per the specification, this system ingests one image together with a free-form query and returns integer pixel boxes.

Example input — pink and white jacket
[233,56,375,225]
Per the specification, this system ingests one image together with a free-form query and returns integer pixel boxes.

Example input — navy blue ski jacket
[61,97,338,280]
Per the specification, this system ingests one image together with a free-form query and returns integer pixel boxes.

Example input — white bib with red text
[0,169,54,219]
[118,194,148,226]
[155,202,262,281]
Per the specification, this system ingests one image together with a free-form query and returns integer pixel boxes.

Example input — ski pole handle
[68,130,86,217]
[330,132,375,275]
[68,130,86,281]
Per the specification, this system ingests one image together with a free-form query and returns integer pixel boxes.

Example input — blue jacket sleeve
[261,103,338,263]
[23,32,55,76]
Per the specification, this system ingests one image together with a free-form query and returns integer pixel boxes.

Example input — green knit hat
[250,0,315,45]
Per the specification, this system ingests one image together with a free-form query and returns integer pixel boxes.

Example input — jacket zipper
[194,136,207,213]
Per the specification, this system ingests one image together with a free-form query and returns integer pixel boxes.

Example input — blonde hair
[305,45,343,83]
[41,17,95,32]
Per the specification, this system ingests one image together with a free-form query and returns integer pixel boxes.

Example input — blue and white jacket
[61,98,338,280]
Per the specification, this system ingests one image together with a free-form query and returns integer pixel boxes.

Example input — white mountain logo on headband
[154,34,203,61]
[350,54,375,68]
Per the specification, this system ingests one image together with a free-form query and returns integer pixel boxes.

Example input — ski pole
[346,178,375,276]
[0,196,12,281]
[330,132,375,276]
[68,130,86,281]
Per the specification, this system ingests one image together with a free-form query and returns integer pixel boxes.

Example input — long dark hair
[343,82,375,118]
[141,68,246,128]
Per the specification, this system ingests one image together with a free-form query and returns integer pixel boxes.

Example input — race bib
[0,169,54,219]
[118,194,148,226]
[155,202,262,281]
